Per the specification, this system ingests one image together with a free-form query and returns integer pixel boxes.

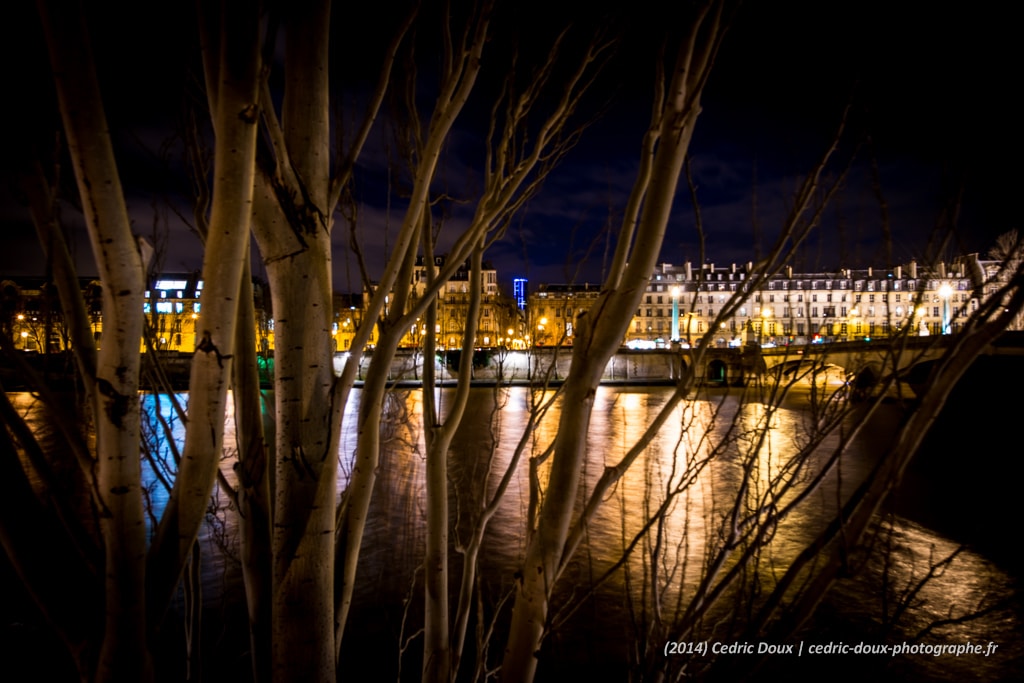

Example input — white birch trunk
[258,5,338,681]
[422,246,485,683]
[234,257,273,683]
[147,1,261,620]
[333,7,492,656]
[500,6,726,679]
[39,2,151,679]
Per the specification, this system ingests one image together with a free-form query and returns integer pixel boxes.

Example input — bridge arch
[706,358,727,384]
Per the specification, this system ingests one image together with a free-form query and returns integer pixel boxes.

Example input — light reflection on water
[7,385,1021,680]
[342,385,1022,680]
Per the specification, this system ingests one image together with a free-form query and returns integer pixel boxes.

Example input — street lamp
[938,283,953,334]
[671,286,681,341]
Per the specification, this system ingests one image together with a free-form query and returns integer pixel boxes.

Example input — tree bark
[233,256,273,683]
[39,2,152,679]
[500,6,727,680]
[147,0,261,622]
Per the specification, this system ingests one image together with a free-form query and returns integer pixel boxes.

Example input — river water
[5,378,1023,681]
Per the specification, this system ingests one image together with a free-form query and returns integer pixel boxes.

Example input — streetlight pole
[938,283,952,334]
[671,286,680,342]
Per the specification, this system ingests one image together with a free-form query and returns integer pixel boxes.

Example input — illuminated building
[364,255,519,350]
[527,283,602,347]
[513,278,527,310]
[625,258,981,348]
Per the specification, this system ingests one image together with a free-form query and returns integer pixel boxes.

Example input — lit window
[155,280,188,290]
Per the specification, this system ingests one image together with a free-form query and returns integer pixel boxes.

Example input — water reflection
[340,385,1021,680]
[7,385,1021,680]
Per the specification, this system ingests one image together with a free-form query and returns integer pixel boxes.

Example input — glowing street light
[938,283,953,334]
[671,286,681,341]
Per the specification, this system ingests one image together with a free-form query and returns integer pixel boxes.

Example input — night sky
[2,2,1019,295]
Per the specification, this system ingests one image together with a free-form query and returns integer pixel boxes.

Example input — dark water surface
[3,377,1022,681]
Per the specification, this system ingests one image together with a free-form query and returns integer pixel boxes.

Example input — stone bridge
[728,331,1024,394]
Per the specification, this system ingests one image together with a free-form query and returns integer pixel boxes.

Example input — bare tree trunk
[500,6,728,680]
[333,6,493,656]
[253,5,338,681]
[39,2,152,679]
[147,0,261,622]
[233,256,273,683]
[266,246,337,683]
[422,245,484,683]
